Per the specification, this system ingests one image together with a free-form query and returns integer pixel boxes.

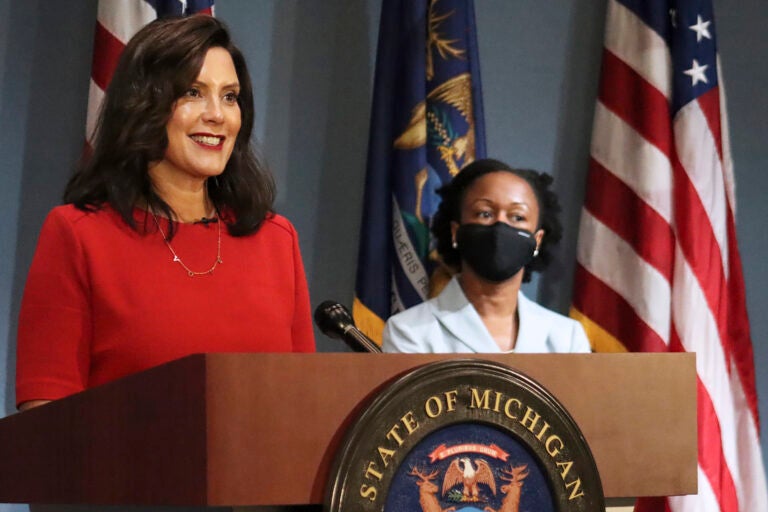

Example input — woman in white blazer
[382,158,590,354]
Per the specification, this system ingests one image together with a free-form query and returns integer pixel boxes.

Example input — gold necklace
[150,211,223,277]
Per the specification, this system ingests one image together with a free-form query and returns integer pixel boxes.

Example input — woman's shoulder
[47,204,90,222]
[44,204,118,229]
[387,300,437,327]
[382,300,442,353]
[259,212,298,237]
[387,276,463,328]
[39,204,141,247]
[517,292,591,352]
[518,292,573,323]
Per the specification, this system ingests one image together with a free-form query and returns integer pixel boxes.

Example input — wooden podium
[0,353,696,507]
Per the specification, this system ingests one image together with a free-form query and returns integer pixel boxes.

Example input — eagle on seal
[442,457,497,500]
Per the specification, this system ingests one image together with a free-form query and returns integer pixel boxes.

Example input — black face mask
[455,222,537,283]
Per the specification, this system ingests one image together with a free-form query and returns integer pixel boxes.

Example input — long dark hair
[432,158,563,283]
[64,15,274,237]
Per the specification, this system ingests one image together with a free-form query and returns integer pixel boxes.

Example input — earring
[452,239,458,249]
[533,248,539,257]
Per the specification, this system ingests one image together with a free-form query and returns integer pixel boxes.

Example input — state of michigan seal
[325,359,604,512]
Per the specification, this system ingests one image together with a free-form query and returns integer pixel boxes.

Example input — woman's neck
[459,269,524,351]
[459,271,521,315]
[147,171,213,223]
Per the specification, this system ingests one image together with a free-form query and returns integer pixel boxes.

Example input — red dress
[16,205,315,406]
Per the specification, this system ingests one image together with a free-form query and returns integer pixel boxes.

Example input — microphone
[314,301,382,353]
[194,216,218,226]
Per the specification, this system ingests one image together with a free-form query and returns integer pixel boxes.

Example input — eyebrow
[471,198,530,208]
[190,80,241,90]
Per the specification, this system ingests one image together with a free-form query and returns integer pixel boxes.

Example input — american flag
[571,0,767,510]
[86,0,215,142]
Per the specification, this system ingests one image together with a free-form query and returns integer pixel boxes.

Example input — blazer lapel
[514,292,548,352]
[432,277,499,352]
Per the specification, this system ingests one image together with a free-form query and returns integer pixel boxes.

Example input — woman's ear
[450,221,459,248]
[534,228,545,253]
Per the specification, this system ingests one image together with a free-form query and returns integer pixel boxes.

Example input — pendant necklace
[150,210,223,277]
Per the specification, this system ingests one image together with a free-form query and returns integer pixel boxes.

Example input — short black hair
[431,158,563,282]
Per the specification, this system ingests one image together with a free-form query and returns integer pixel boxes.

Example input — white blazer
[382,277,591,354]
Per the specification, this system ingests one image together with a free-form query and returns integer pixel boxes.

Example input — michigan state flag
[354,0,486,345]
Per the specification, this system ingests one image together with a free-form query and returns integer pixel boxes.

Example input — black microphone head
[314,301,354,340]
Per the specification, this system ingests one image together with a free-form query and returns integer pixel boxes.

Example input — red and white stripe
[87,1,156,141]
[86,0,214,142]
[572,1,767,511]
